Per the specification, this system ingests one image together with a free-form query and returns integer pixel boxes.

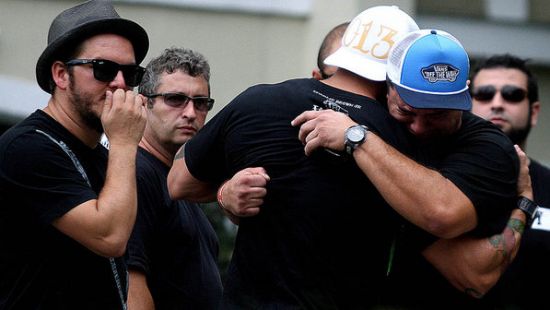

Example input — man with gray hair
[126,47,222,309]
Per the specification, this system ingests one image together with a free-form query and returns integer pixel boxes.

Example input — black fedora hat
[36,0,149,93]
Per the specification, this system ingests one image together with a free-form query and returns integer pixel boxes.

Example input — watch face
[348,127,365,143]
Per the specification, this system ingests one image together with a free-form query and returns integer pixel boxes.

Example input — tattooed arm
[423,210,525,298]
[422,145,532,298]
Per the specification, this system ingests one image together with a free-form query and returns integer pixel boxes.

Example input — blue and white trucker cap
[324,5,419,81]
[387,29,472,110]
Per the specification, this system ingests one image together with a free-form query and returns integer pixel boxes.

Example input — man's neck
[321,69,383,100]
[43,98,101,148]
[138,135,175,167]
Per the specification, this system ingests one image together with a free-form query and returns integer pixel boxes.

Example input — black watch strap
[517,196,540,227]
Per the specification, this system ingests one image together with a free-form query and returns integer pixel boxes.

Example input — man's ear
[530,101,540,127]
[312,69,323,80]
[51,61,70,90]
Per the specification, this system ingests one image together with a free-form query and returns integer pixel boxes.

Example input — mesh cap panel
[387,32,422,84]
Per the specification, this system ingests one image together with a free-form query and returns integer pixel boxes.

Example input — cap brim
[324,47,386,81]
[36,18,149,94]
[395,83,472,110]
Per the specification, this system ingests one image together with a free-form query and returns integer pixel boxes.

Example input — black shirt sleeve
[1,131,97,225]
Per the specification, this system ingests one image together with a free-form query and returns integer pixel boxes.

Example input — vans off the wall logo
[421,64,459,83]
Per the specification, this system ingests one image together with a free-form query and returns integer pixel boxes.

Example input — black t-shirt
[0,110,126,309]
[186,78,413,309]
[485,159,550,308]
[185,78,518,309]
[381,114,519,309]
[127,148,222,309]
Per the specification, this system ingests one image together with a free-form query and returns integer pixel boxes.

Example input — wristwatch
[517,196,540,227]
[344,125,368,155]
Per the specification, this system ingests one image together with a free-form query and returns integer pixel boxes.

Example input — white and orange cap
[324,5,419,81]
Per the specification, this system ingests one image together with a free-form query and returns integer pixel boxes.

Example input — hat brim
[395,83,472,110]
[324,47,387,82]
[36,18,149,93]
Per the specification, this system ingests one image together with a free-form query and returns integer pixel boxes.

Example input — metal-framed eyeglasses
[143,92,215,112]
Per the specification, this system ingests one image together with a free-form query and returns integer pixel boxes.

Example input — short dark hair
[317,22,349,76]
[470,54,539,105]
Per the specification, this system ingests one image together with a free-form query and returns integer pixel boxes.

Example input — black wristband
[517,196,540,228]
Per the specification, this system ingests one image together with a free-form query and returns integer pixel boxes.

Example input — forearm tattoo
[506,218,525,235]
[488,217,525,272]
[464,217,525,298]
[488,234,506,265]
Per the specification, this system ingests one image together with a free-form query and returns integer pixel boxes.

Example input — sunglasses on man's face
[65,59,145,87]
[144,92,214,112]
[471,85,527,103]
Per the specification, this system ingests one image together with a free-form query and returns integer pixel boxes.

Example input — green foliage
[201,202,237,282]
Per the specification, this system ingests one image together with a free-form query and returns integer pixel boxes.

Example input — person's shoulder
[136,148,167,175]
[244,78,311,94]
[460,112,513,143]
[461,111,494,129]
[0,120,60,158]
[0,111,41,140]
[529,159,550,177]
[456,113,518,167]
[1,110,75,146]
[227,78,312,110]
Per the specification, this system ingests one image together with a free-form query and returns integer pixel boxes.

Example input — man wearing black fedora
[0,1,149,309]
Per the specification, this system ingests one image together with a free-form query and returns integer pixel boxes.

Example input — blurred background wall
[1,0,549,163]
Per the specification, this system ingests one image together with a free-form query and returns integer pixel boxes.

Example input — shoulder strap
[35,129,128,310]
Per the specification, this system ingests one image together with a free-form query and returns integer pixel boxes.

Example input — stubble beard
[68,74,104,134]
[505,121,531,146]
[496,109,532,145]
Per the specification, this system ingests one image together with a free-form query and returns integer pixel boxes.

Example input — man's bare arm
[128,270,155,310]
[423,209,525,298]
[53,90,146,258]
[292,110,476,238]
[421,145,532,297]
[167,144,216,202]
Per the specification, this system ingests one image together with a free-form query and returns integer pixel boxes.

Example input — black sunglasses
[65,59,145,87]
[144,92,214,112]
[471,85,527,103]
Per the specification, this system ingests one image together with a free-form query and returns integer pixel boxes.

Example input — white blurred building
[1,0,549,164]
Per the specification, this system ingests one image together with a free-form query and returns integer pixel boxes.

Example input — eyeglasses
[65,59,145,87]
[144,92,214,112]
[471,85,527,103]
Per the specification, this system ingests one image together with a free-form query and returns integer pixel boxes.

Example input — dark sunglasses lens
[92,60,119,82]
[163,94,189,107]
[472,85,496,101]
[92,60,144,87]
[122,66,145,87]
[501,85,527,102]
